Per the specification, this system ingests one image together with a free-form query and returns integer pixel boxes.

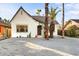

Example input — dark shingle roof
[71,19,79,23]
[64,19,79,29]
[32,16,59,24]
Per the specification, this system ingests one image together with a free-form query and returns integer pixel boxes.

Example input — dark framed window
[16,25,28,32]
[37,25,42,35]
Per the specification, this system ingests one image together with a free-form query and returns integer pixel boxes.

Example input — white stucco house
[10,6,60,38]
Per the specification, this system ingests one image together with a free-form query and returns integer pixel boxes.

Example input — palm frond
[49,7,61,20]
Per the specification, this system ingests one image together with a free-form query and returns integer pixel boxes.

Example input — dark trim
[10,6,59,24]
[10,6,41,23]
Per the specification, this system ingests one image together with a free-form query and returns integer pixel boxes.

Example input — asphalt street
[0,36,79,56]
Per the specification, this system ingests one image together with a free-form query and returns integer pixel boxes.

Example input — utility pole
[62,3,65,38]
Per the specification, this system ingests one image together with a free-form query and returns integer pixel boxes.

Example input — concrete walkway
[0,36,79,56]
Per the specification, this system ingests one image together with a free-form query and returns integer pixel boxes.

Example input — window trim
[16,25,28,32]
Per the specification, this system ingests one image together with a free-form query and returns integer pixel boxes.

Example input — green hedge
[57,29,77,37]
[57,25,79,37]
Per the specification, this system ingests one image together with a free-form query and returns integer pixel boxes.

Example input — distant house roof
[0,20,11,28]
[0,20,5,26]
[64,19,79,29]
[71,19,79,23]
[10,6,59,24]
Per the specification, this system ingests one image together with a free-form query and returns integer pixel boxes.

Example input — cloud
[68,10,79,15]
[64,3,79,19]
[65,10,79,20]
[0,7,16,20]
[65,3,73,7]
[65,3,79,10]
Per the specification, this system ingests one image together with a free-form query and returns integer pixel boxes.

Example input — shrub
[57,25,77,37]
[28,32,31,38]
[58,30,62,35]
[67,26,76,37]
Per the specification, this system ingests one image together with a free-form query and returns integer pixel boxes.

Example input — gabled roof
[10,6,39,22]
[64,19,79,29]
[10,6,59,24]
[71,19,79,23]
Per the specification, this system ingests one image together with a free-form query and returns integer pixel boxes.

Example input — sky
[0,3,79,24]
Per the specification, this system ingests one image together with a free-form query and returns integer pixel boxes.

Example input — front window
[16,25,28,32]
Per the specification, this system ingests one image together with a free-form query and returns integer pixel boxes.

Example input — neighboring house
[0,20,11,39]
[64,19,79,36]
[64,19,79,30]
[10,7,60,38]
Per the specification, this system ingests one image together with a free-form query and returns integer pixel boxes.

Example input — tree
[62,3,65,38]
[49,7,60,38]
[67,25,77,37]
[0,17,2,20]
[3,19,10,23]
[44,3,49,40]
[36,9,41,16]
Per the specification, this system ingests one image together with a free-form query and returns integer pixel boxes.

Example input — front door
[37,25,42,35]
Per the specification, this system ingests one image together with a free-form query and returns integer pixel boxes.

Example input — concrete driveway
[0,36,79,56]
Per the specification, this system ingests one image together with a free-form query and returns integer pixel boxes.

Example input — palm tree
[36,9,41,16]
[62,3,65,38]
[49,7,60,38]
[44,3,49,40]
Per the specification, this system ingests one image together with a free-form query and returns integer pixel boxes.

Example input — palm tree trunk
[62,3,65,38]
[44,3,49,40]
[49,20,55,38]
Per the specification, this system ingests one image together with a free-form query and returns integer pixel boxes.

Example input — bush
[58,30,62,35]
[28,33,31,38]
[68,26,76,37]
[58,25,77,37]
[75,30,79,37]
[58,30,66,36]
[27,32,31,38]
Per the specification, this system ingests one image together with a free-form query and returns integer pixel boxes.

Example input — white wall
[41,24,60,37]
[11,9,39,37]
[53,24,60,36]
[11,8,59,38]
